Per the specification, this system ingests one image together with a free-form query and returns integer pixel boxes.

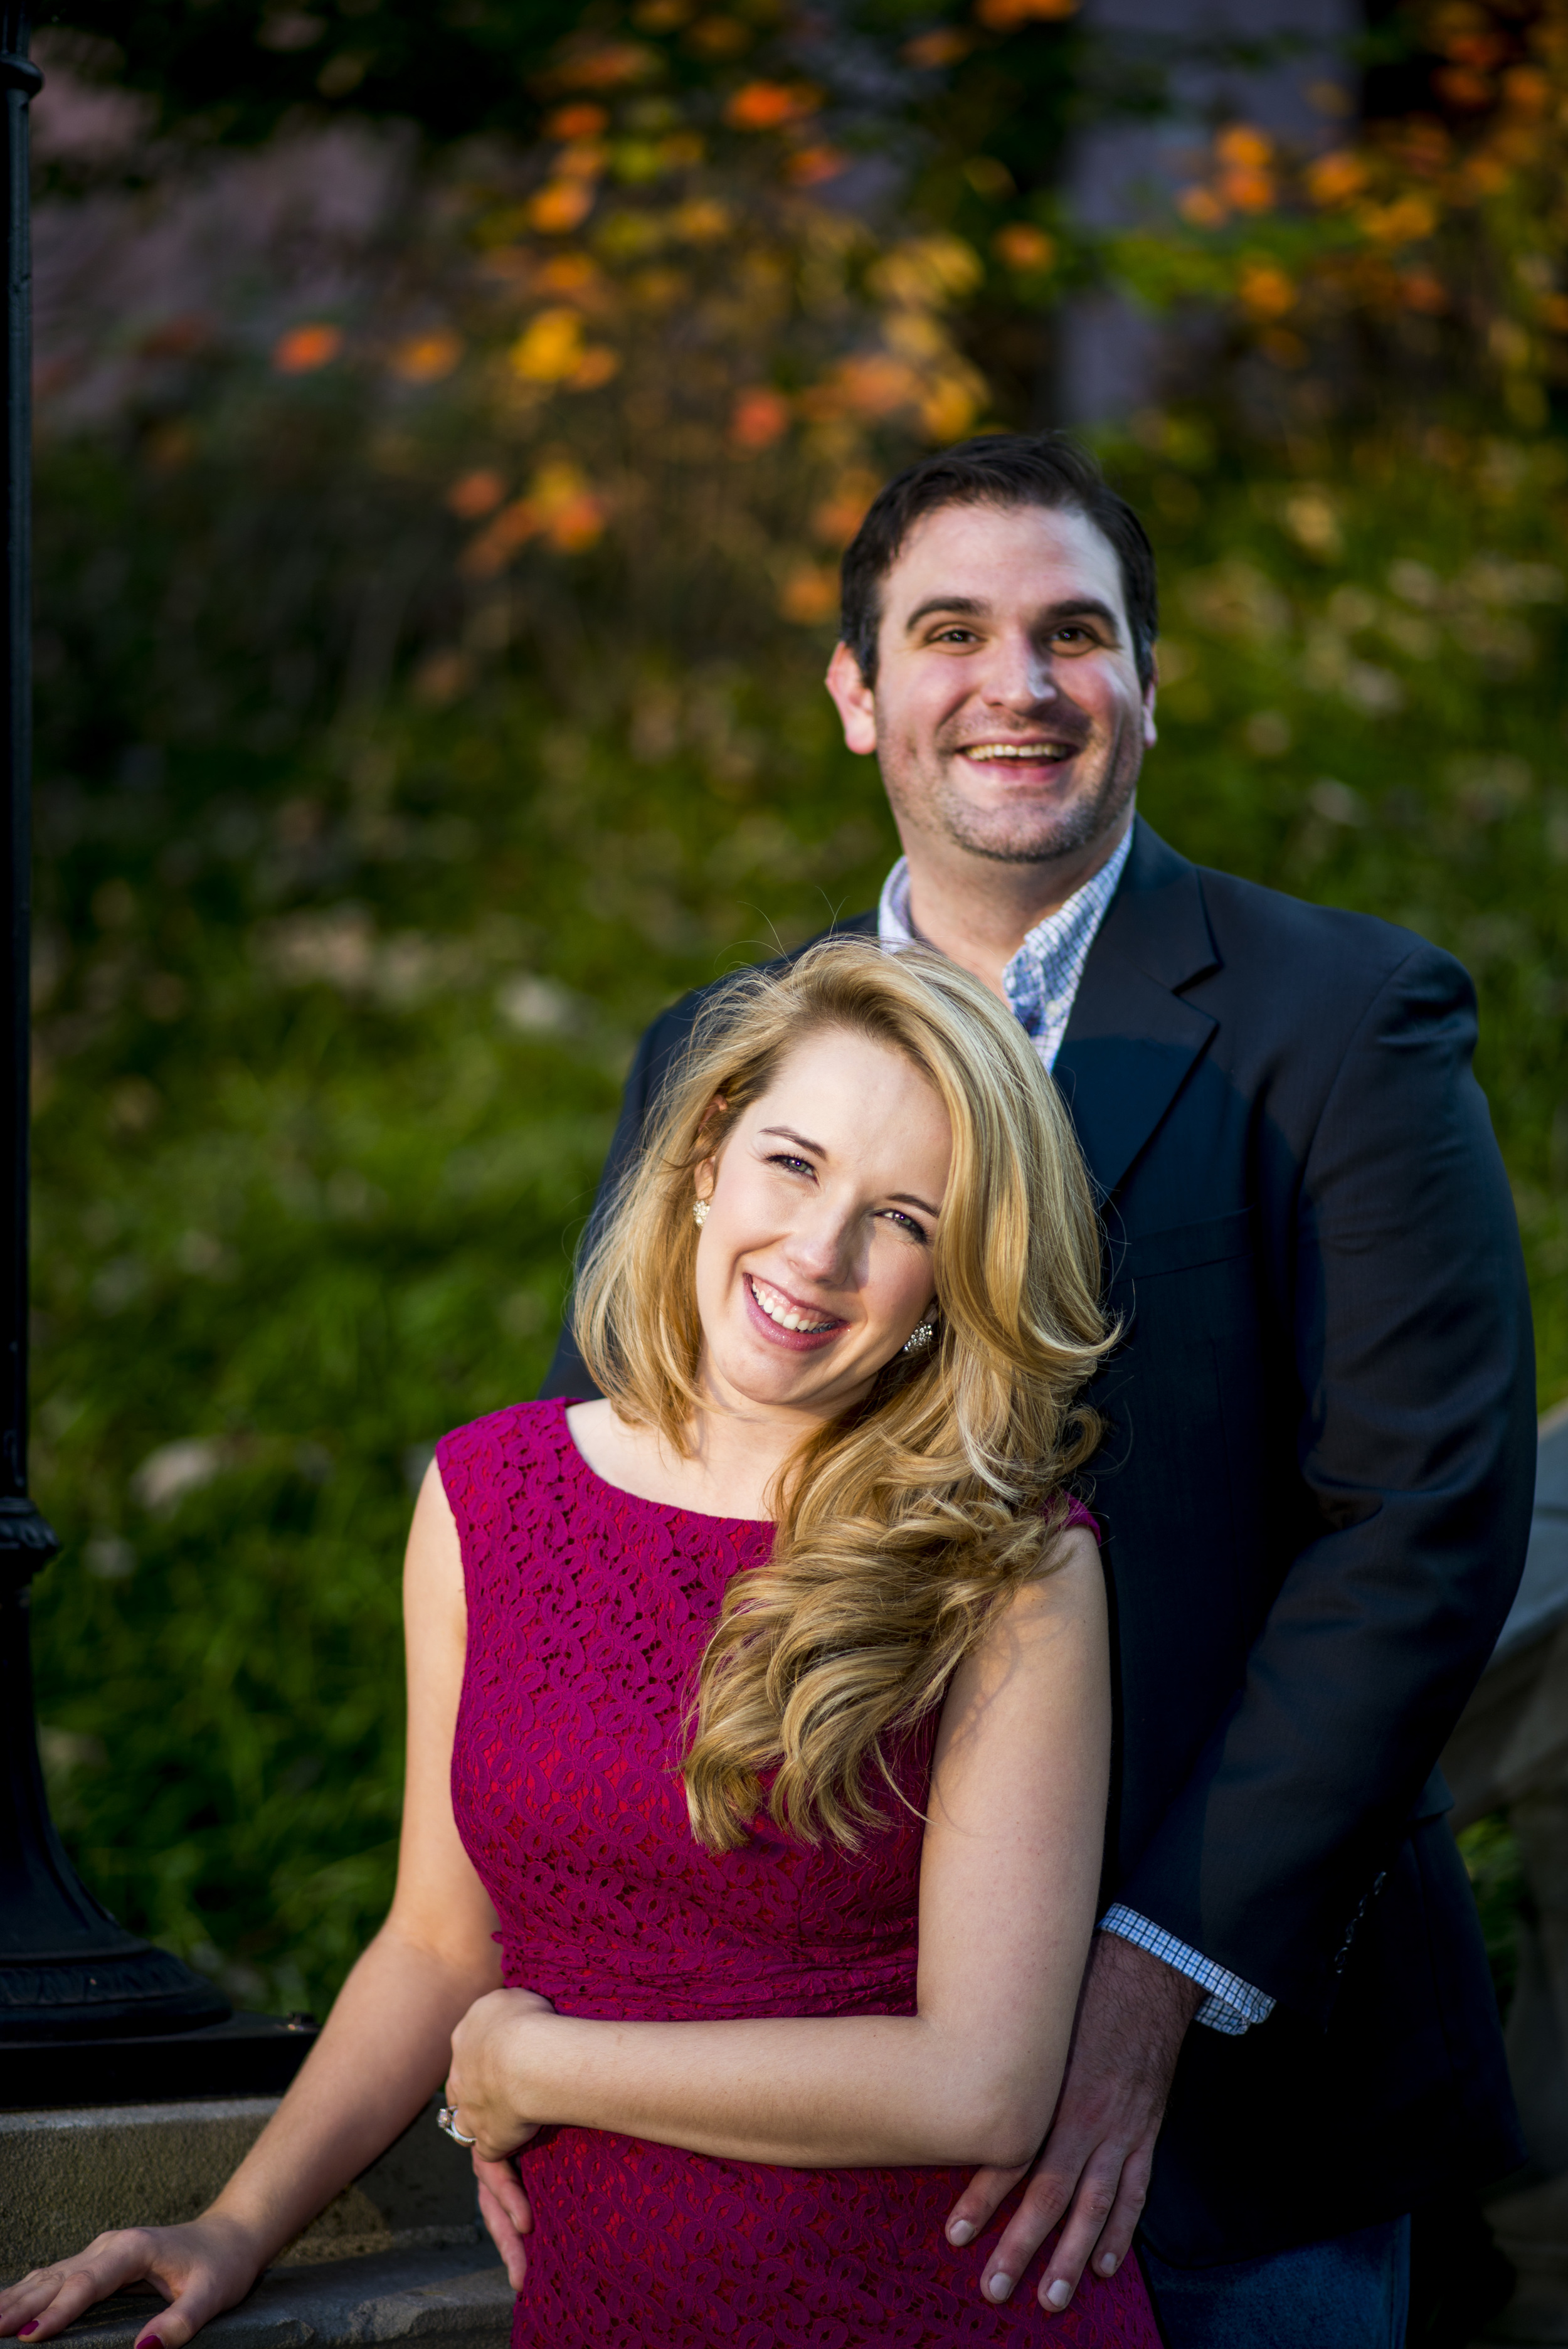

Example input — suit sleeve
[1117,942,1537,2022]
[538,995,701,1400]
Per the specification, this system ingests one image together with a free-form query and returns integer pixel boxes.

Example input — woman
[0,940,1158,2346]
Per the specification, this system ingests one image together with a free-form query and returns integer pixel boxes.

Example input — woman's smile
[743,1271,847,1350]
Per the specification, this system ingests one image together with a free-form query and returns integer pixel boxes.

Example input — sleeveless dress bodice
[441,1398,1160,2346]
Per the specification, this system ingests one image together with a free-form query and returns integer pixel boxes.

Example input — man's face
[827,499,1157,871]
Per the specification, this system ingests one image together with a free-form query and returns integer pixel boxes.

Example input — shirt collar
[877,824,1133,1041]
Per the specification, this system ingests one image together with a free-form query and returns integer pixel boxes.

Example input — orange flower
[1215,124,1273,170]
[551,40,658,89]
[1434,65,1492,108]
[447,469,506,519]
[1501,65,1550,114]
[1400,272,1449,313]
[974,0,1078,26]
[1177,186,1227,228]
[462,499,542,578]
[779,565,839,624]
[273,322,342,374]
[903,28,973,65]
[993,222,1056,271]
[1238,261,1295,317]
[546,103,609,139]
[835,353,920,417]
[730,386,792,450]
[391,329,462,383]
[786,146,849,186]
[569,346,620,390]
[811,470,879,546]
[1219,165,1275,213]
[528,180,596,235]
[1305,149,1367,206]
[726,80,820,130]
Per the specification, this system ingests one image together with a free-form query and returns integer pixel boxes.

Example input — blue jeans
[1140,2215,1411,2348]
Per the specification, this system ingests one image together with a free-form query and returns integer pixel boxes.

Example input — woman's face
[693,1026,951,1422]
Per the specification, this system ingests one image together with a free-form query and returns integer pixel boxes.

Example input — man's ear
[825,640,878,756]
[1142,655,1158,751]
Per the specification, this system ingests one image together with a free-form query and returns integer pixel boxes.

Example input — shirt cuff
[1099,1905,1276,2038]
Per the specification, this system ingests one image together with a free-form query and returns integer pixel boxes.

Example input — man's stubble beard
[881,715,1143,869]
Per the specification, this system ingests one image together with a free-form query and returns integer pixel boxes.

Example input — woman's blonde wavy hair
[573,936,1113,1854]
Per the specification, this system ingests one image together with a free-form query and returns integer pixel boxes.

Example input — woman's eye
[767,1153,815,1178]
[881,1209,928,1240]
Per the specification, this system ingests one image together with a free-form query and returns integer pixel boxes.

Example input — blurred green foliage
[29,409,1566,2014]
[23,0,1568,2015]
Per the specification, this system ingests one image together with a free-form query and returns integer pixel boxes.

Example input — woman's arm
[448,1527,1110,2171]
[0,1463,507,2348]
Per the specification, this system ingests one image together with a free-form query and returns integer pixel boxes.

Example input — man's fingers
[973,2166,1079,2304]
[475,2184,529,2293]
[1065,2143,1153,2295]
[1025,2153,1125,2312]
[472,2153,533,2236]
[943,2163,1028,2248]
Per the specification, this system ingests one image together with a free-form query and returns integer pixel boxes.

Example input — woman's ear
[694,1156,716,1204]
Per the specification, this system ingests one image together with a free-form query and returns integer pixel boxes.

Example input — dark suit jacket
[541,817,1533,2264]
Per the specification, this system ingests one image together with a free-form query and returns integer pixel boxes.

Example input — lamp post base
[0,2009,320,2109]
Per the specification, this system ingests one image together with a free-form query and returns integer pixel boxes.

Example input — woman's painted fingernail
[18,2325,40,2337]
[134,2333,162,2348]
[987,2272,1013,2303]
[1045,2278,1073,2311]
[948,2219,975,2246]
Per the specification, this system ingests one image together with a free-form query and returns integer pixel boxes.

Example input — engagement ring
[437,2104,477,2146]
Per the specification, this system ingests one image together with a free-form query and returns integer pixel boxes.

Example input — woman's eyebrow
[759,1124,825,1155]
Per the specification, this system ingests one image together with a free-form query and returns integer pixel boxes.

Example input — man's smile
[958,740,1078,765]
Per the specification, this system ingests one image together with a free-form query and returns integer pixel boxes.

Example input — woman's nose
[783,1205,857,1285]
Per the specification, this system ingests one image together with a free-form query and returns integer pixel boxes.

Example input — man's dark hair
[839,432,1158,691]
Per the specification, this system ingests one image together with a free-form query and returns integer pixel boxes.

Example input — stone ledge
[51,2247,512,2349]
[0,2099,479,2283]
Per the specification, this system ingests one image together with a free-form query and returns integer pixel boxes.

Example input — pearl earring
[902,1320,936,1355]
[693,1197,709,1228]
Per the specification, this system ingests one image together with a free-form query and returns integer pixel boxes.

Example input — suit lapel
[1053,820,1220,1200]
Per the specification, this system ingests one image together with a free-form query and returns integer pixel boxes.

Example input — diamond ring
[437,2104,477,2146]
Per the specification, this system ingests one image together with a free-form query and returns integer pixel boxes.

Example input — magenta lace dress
[440,1398,1160,2348]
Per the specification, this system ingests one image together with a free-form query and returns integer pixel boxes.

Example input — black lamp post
[0,8,315,2105]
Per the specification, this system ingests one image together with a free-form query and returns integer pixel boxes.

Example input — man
[536,433,1534,2343]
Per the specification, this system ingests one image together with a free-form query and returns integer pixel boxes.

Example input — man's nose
[982,628,1058,708]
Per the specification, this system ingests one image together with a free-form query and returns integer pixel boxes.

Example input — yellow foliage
[868,236,983,308]
[510,309,587,382]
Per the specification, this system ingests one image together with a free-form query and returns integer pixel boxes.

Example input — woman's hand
[0,2215,263,2348]
[445,1986,558,2163]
